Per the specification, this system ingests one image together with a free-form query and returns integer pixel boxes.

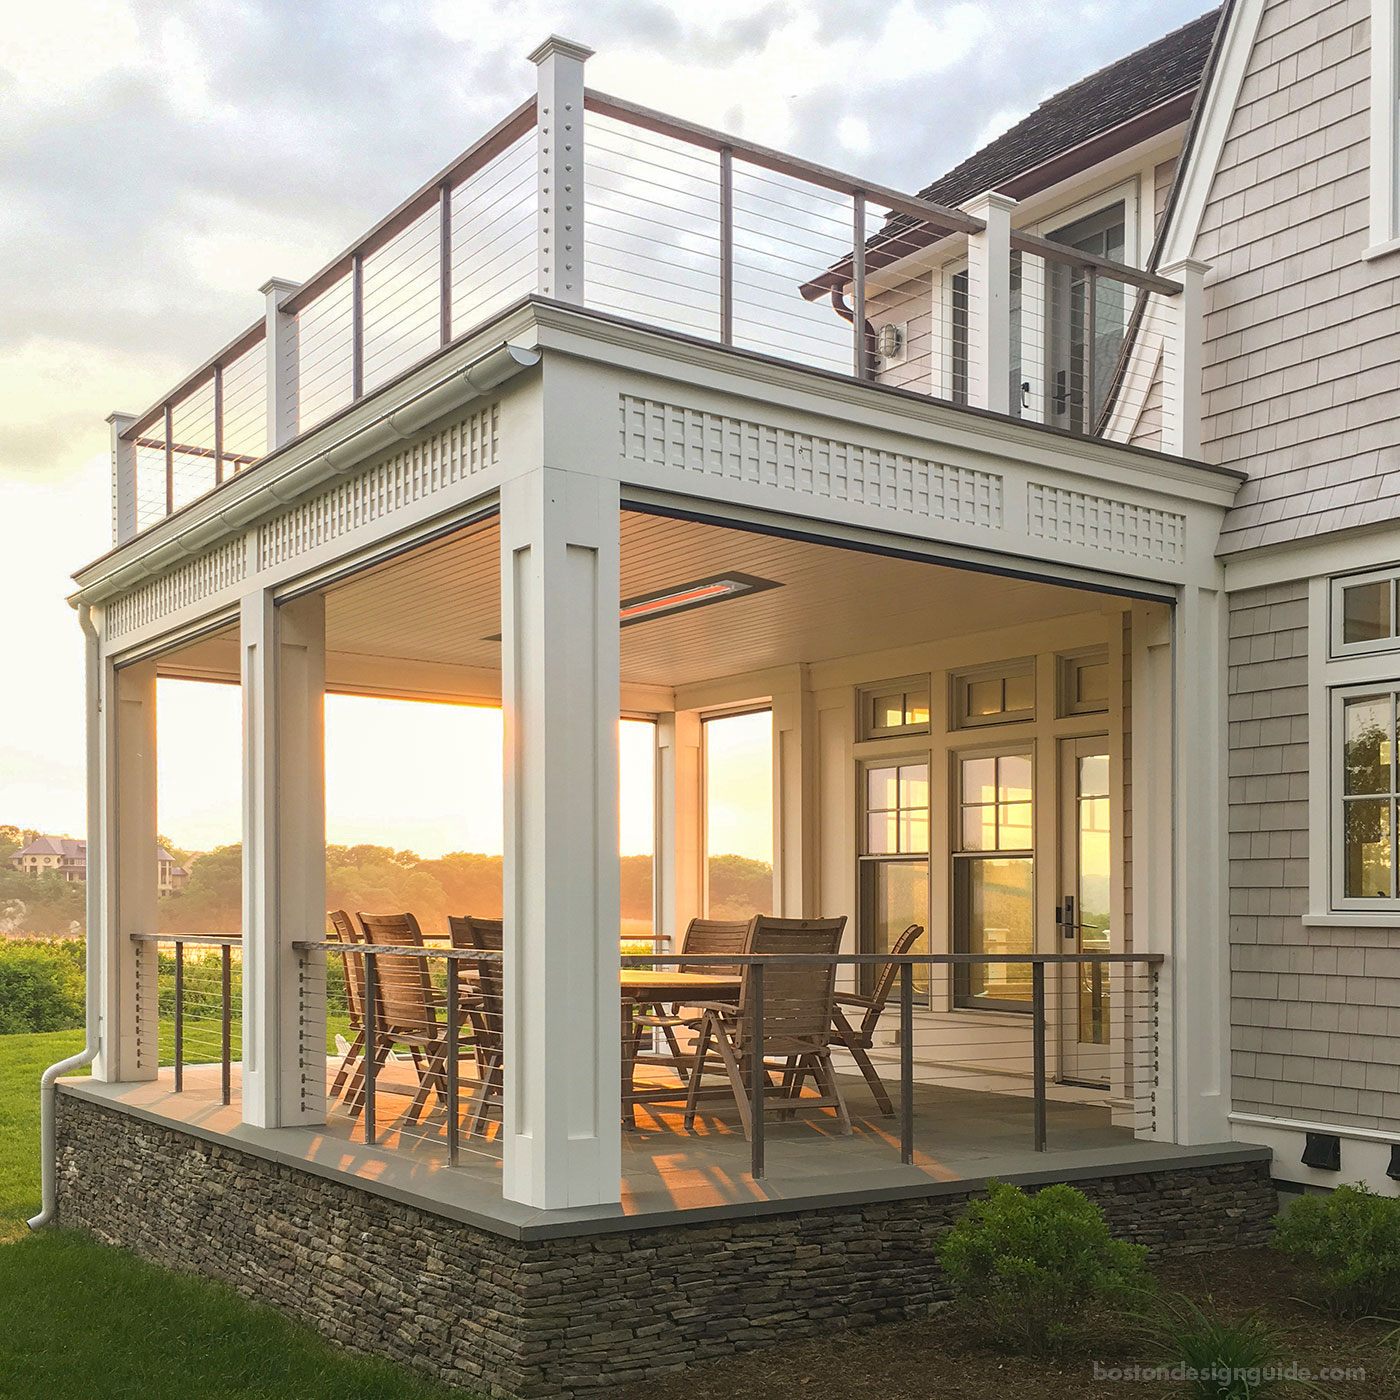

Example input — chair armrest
[834,993,877,1010]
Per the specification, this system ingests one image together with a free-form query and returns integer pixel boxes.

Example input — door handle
[1061,895,1076,939]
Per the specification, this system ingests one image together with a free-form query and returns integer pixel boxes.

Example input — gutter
[28,604,103,1230]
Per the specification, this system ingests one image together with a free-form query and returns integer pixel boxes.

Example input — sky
[0,0,1212,851]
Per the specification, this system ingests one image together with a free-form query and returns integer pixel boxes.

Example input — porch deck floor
[61,1063,1263,1239]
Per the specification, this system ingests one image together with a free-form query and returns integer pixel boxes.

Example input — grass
[0,1029,466,1399]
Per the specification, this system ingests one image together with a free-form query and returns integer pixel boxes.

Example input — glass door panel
[1059,738,1112,1085]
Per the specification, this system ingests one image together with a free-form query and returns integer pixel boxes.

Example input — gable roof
[920,8,1223,209]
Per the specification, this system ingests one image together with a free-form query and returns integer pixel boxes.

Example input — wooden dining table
[620,969,741,1124]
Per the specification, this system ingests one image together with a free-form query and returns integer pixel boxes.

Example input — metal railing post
[350,250,364,401]
[1031,960,1047,1151]
[173,940,184,1093]
[899,960,914,1165]
[212,363,224,485]
[851,191,866,379]
[1084,266,1098,430]
[439,181,453,347]
[363,949,378,1145]
[220,942,232,1107]
[719,147,734,345]
[446,954,460,1167]
[749,958,765,1181]
[163,402,174,516]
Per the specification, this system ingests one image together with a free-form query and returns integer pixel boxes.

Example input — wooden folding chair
[683,915,851,1140]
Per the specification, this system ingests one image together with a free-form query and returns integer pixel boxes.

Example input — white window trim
[1369,1,1400,257]
[1307,576,1400,922]
[1328,682,1400,912]
[1328,565,1400,658]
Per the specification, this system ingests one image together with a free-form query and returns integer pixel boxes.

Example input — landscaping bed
[614,1247,1398,1400]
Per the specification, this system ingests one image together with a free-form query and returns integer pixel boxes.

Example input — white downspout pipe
[28,604,103,1230]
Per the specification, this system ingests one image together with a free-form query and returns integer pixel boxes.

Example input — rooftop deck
[62,1061,1264,1240]
[104,38,1202,548]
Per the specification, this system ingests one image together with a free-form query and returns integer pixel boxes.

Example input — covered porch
[93,483,1228,1217]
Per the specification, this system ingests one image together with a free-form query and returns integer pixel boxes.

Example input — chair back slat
[863,923,926,1038]
[447,915,503,952]
[449,916,504,1056]
[359,912,437,1035]
[739,915,846,1054]
[327,910,365,1028]
[679,917,749,976]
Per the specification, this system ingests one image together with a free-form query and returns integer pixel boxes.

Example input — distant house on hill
[9,835,187,894]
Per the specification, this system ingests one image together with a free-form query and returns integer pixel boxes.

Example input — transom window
[1058,650,1110,716]
[1331,569,1400,656]
[1338,691,1400,902]
[862,679,931,739]
[954,662,1035,729]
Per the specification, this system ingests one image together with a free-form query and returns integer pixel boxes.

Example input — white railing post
[960,191,1016,415]
[1158,257,1208,459]
[108,411,138,546]
[530,35,593,305]
[261,277,300,451]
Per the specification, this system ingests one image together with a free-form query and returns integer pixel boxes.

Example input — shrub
[937,1178,1151,1354]
[1153,1294,1288,1399]
[1273,1183,1400,1317]
[0,937,86,1033]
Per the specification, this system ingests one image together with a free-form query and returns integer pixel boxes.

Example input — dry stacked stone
[54,1089,1275,1398]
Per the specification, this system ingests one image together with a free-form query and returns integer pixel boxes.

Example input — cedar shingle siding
[1200,0,1397,552]
[1229,585,1400,1128]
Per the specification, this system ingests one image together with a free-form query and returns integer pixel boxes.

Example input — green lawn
[0,1030,466,1398]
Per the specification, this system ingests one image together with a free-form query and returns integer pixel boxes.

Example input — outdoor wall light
[877,322,904,359]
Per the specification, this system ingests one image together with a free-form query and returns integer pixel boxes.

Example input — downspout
[828,288,879,381]
[28,603,103,1230]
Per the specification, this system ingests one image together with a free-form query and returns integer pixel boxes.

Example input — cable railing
[131,932,241,1106]
[285,938,1162,1188]
[109,48,1197,547]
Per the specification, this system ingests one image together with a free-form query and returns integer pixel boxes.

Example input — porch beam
[240,590,327,1128]
[500,465,623,1209]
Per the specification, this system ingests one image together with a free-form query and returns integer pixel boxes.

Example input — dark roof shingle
[920,8,1222,209]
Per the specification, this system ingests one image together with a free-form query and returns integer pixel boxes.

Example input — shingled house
[35,3,1400,1393]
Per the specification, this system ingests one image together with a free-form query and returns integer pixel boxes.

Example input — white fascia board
[1156,0,1267,269]
[1223,519,1400,593]
[530,301,1245,510]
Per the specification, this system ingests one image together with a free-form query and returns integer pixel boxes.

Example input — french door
[1057,737,1112,1086]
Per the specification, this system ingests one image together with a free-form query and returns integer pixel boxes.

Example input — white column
[261,277,300,451]
[655,709,703,946]
[1171,583,1231,1143]
[500,465,621,1209]
[772,676,818,917]
[1158,257,1208,459]
[241,591,327,1128]
[960,191,1016,415]
[108,412,138,546]
[95,658,159,1083]
[529,36,592,305]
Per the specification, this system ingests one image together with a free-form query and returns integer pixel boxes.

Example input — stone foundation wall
[56,1091,1276,1398]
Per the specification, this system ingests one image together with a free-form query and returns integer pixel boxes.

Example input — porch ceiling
[161,510,1107,692]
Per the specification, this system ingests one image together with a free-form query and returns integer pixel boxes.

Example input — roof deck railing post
[719,147,734,345]
[107,410,138,545]
[439,181,453,347]
[350,252,364,401]
[960,190,1016,415]
[1157,257,1208,458]
[261,276,301,451]
[530,35,593,306]
[851,191,867,380]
